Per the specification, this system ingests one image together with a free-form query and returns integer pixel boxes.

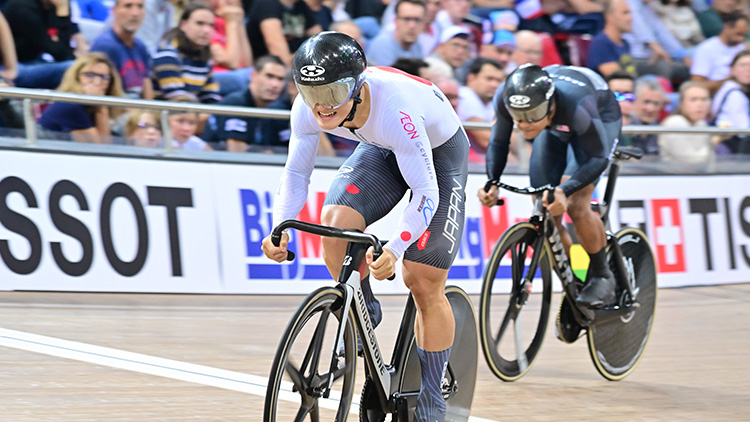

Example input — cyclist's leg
[403,128,468,422]
[322,143,410,326]
[529,131,573,254]
[565,125,620,308]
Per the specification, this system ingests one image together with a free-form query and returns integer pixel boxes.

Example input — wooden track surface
[1,284,749,421]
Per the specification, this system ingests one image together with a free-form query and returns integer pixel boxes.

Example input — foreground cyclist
[261,32,469,421]
[478,64,622,309]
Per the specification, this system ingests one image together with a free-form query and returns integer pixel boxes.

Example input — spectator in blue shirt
[587,0,637,77]
[91,0,153,99]
[366,0,426,66]
[202,55,287,152]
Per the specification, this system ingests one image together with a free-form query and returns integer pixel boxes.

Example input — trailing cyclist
[260,31,469,421]
[477,64,623,309]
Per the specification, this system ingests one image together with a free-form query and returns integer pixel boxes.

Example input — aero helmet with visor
[293,32,367,110]
[502,64,555,123]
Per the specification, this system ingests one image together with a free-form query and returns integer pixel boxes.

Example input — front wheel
[479,222,552,382]
[588,228,658,381]
[264,287,357,421]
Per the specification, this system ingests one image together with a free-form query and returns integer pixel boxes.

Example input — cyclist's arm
[272,98,321,229]
[561,98,612,196]
[486,87,514,182]
[383,100,440,259]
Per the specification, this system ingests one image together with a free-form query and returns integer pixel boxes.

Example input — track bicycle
[479,146,657,381]
[263,220,478,421]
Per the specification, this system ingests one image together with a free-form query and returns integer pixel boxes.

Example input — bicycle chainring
[359,379,386,422]
[556,293,585,344]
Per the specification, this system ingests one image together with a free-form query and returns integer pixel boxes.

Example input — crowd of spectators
[0,0,749,160]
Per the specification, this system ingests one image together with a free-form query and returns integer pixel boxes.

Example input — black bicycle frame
[271,220,423,414]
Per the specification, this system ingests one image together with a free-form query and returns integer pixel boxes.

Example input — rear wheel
[443,286,478,421]
[479,223,552,381]
[587,228,657,381]
[264,287,357,421]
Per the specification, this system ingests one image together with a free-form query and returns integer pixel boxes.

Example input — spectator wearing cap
[430,25,474,77]
[455,28,514,83]
[457,57,504,155]
[506,30,544,73]
[366,0,426,66]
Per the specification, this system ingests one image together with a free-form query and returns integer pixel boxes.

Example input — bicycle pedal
[556,294,585,344]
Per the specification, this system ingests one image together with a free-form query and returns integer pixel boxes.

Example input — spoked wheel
[588,228,658,381]
[264,287,357,421]
[479,222,552,381]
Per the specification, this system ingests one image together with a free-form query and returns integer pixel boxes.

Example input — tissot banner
[1,150,748,293]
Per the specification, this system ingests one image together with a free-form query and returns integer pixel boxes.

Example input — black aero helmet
[502,63,555,122]
[293,31,367,109]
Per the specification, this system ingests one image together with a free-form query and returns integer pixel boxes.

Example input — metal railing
[1,87,749,174]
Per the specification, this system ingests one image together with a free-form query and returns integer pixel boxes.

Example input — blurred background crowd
[1,0,749,163]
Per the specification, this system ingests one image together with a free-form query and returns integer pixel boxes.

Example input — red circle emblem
[401,231,411,241]
[346,184,360,194]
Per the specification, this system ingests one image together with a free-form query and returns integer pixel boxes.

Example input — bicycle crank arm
[589,302,641,325]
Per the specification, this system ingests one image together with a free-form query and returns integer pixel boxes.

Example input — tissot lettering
[0,177,195,278]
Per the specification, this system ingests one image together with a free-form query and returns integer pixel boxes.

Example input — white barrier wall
[0,149,748,293]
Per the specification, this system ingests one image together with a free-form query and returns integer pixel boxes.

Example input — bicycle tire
[264,286,357,421]
[379,287,477,421]
[587,228,658,381]
[479,222,553,381]
[443,286,478,420]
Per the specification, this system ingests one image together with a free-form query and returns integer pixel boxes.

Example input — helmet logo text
[508,95,531,108]
[300,65,325,77]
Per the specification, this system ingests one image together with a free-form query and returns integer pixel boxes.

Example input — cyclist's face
[514,117,549,140]
[312,99,354,130]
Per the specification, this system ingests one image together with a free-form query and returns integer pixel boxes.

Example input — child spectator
[125,109,163,147]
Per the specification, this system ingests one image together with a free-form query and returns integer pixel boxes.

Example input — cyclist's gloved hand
[262,231,290,262]
[366,246,397,280]
[543,187,567,217]
[477,183,499,208]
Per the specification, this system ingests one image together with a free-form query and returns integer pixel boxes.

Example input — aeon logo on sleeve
[398,111,420,139]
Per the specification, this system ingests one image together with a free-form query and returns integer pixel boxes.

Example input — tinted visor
[507,100,549,123]
[297,77,356,109]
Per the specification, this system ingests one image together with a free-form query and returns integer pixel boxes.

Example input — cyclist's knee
[403,263,448,305]
[320,204,366,229]
[566,188,594,219]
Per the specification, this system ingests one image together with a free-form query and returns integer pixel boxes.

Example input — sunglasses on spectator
[137,122,161,130]
[82,72,111,82]
[614,91,636,102]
